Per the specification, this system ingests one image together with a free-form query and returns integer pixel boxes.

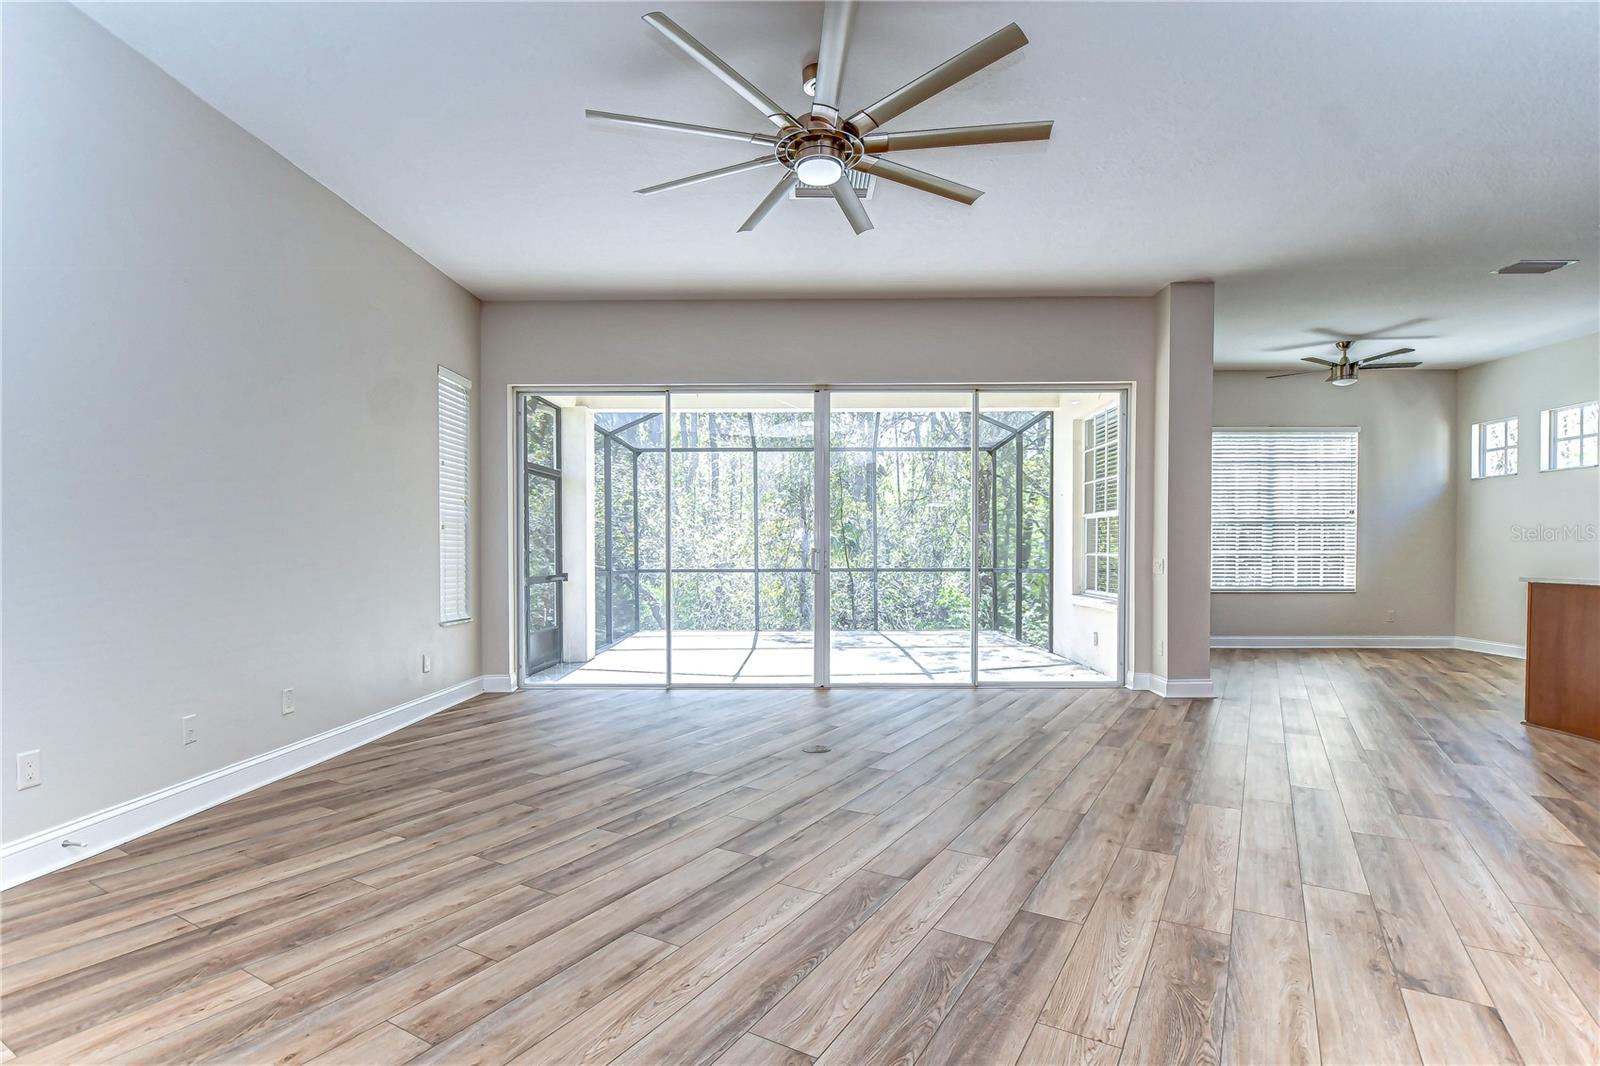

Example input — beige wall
[1210,369,1459,639]
[1,4,481,842]
[480,292,1217,688]
[1211,333,1600,649]
[1455,334,1600,648]
[1153,283,1216,680]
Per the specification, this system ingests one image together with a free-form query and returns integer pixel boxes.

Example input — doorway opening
[517,387,1124,687]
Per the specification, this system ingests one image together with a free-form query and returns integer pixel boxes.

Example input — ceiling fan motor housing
[777,122,864,186]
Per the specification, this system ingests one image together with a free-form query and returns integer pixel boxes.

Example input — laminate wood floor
[4,649,1598,1065]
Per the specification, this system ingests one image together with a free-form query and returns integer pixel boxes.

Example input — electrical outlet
[1154,558,1167,575]
[281,688,295,715]
[1385,609,1397,624]
[1157,639,1166,658]
[1092,631,1100,647]
[422,653,432,674]
[181,715,198,746]
[17,750,41,790]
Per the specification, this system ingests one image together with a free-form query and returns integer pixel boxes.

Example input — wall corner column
[1152,281,1215,693]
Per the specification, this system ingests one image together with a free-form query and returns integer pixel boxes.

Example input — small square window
[1470,417,1518,479]
[1539,401,1599,471]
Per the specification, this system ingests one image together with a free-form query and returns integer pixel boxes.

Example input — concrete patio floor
[527,629,1115,685]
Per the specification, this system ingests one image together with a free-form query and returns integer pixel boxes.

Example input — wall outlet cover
[17,750,41,790]
[281,688,295,715]
[422,654,432,674]
[181,714,198,746]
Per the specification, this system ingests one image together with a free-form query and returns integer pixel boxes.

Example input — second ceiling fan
[587,2,1053,234]
[1268,340,1424,386]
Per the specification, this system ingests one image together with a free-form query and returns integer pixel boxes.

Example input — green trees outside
[588,407,1052,651]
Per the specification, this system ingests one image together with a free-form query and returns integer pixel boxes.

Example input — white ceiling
[79,2,1599,367]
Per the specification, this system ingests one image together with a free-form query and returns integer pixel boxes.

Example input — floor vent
[802,744,832,754]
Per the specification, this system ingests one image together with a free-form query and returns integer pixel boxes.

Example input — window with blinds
[438,367,472,624]
[1211,429,1358,592]
[1082,407,1120,597]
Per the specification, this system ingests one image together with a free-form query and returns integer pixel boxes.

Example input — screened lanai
[520,391,1122,686]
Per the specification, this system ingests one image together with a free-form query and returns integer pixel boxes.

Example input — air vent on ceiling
[1493,259,1579,274]
[792,170,875,200]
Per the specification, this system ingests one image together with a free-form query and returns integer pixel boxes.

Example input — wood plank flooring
[4,649,1599,1065]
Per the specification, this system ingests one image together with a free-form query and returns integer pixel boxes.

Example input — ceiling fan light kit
[1266,339,1425,386]
[587,3,1053,234]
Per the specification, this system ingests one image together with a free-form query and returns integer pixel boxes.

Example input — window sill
[439,617,473,627]
[1211,589,1356,595]
[1068,594,1119,611]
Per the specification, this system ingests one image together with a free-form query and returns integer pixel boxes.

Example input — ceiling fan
[1267,340,1423,386]
[586,3,1052,234]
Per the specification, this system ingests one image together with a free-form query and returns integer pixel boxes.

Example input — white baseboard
[0,675,492,889]
[1211,635,1525,659]
[1451,637,1526,659]
[1210,634,1455,649]
[1130,672,1216,699]
[482,674,519,693]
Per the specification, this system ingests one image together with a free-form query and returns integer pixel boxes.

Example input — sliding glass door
[517,387,1124,687]
[668,392,816,684]
[828,392,975,684]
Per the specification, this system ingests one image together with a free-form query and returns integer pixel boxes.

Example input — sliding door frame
[514,383,1129,690]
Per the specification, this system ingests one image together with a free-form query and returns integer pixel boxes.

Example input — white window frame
[1539,401,1598,471]
[1470,416,1519,479]
[438,366,472,625]
[1081,406,1119,599]
[1211,427,1359,593]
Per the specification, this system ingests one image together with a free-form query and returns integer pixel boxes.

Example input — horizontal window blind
[438,367,472,623]
[1212,429,1357,592]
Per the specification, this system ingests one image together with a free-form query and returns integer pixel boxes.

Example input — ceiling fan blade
[738,172,798,231]
[1310,320,1431,341]
[585,110,779,145]
[636,156,777,196]
[1360,347,1416,363]
[811,1,856,122]
[845,22,1029,135]
[1360,361,1423,370]
[862,120,1053,152]
[1263,340,1339,352]
[1300,356,1336,367]
[642,11,799,129]
[1266,370,1320,379]
[855,156,982,204]
[830,176,873,234]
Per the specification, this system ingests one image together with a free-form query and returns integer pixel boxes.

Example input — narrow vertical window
[1082,407,1120,597]
[438,366,472,624]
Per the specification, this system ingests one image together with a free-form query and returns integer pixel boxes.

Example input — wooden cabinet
[1524,580,1600,741]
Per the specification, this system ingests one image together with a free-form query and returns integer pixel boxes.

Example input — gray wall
[1455,334,1600,647]
[1210,369,1460,640]
[479,293,1218,687]
[1,4,481,843]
